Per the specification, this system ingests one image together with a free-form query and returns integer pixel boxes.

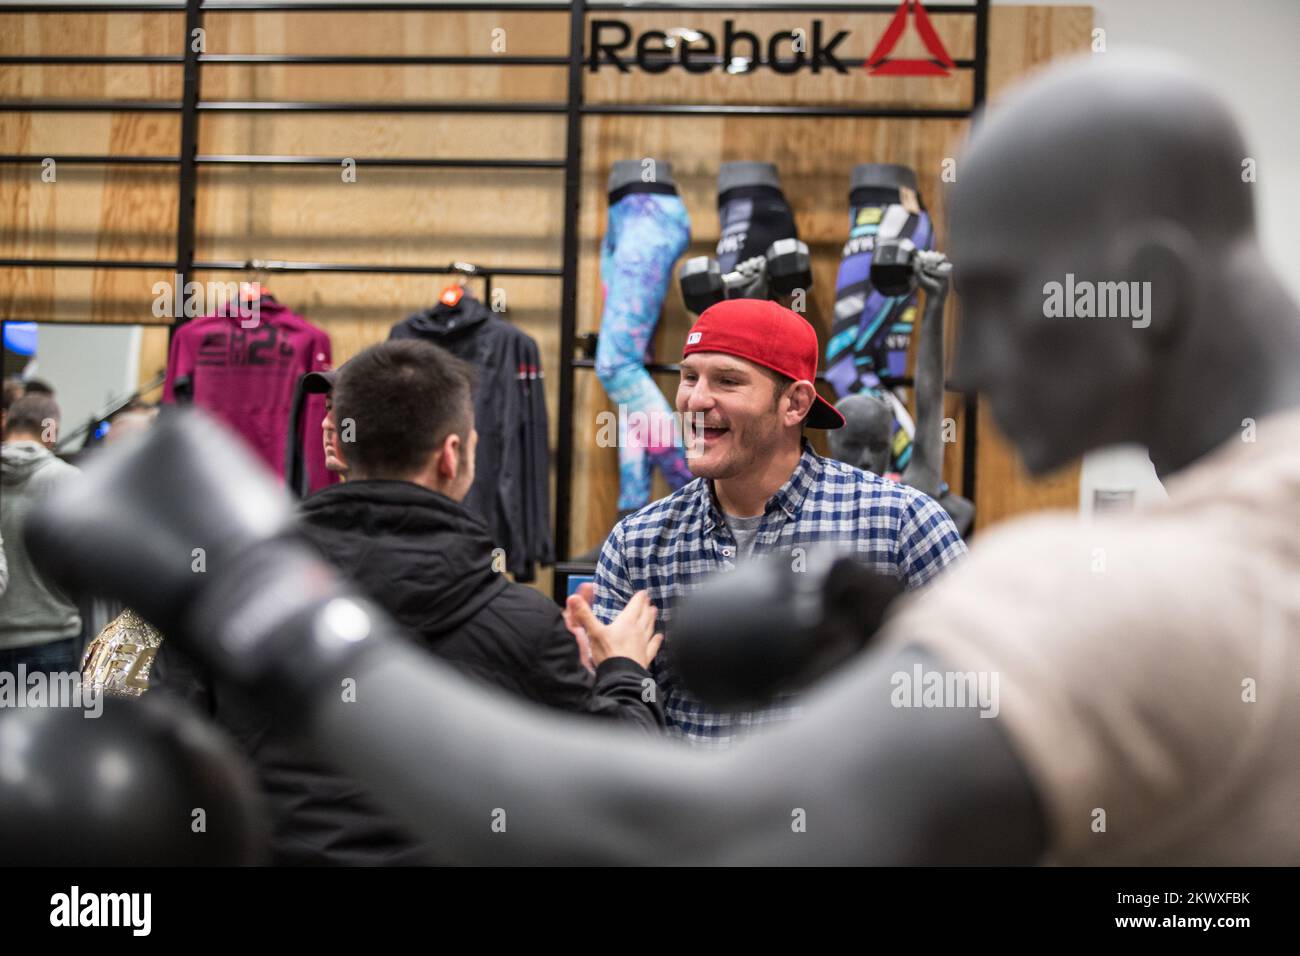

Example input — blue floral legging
[596,191,693,511]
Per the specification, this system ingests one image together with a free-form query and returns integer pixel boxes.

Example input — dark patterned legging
[825,187,933,474]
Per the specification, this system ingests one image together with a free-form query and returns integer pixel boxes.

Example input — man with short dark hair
[329,341,476,490]
[1,393,82,674]
[309,341,661,711]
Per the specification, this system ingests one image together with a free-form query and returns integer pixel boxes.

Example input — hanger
[439,261,480,308]
[240,259,272,307]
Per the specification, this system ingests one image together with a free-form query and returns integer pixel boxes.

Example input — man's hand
[562,582,597,673]
[565,588,663,671]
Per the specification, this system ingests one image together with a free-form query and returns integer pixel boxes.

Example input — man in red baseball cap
[678,298,846,490]
[568,298,967,748]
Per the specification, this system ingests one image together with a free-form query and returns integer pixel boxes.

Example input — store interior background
[2,0,1296,593]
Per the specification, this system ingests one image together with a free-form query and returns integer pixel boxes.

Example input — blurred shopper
[104,404,159,446]
[1,378,23,434]
[302,370,348,478]
[0,393,82,675]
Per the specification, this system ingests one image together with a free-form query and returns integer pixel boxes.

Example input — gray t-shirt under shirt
[725,513,765,561]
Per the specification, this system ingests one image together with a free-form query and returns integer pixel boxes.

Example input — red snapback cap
[682,299,845,429]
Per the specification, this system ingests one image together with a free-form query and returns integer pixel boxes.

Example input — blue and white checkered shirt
[593,442,967,748]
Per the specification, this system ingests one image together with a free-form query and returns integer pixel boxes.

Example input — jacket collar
[299,479,485,531]
[408,295,492,337]
[701,440,822,533]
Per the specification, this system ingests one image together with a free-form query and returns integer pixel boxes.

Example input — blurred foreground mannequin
[0,694,267,865]
[26,54,1300,864]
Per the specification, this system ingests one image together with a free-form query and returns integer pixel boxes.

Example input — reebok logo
[687,332,703,345]
[588,2,955,78]
[590,20,850,74]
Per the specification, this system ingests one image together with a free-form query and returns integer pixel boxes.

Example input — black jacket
[390,295,552,580]
[296,480,658,721]
[153,480,662,866]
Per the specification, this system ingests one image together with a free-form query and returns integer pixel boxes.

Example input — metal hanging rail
[0,155,563,168]
[0,155,179,164]
[194,156,565,168]
[198,54,570,64]
[0,4,186,11]
[555,0,588,591]
[581,104,974,117]
[191,260,560,277]
[0,55,185,63]
[175,0,202,308]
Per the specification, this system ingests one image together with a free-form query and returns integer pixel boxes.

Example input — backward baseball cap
[301,369,337,394]
[683,299,845,429]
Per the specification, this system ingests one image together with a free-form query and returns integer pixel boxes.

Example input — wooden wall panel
[137,325,170,404]
[0,10,181,322]
[1,5,1093,594]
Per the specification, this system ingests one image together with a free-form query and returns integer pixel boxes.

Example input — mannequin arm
[901,268,950,499]
[313,633,1046,865]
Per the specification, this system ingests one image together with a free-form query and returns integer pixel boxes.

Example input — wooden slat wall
[0,11,181,322]
[0,4,1092,590]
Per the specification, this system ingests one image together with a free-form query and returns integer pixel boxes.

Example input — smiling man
[577,298,967,746]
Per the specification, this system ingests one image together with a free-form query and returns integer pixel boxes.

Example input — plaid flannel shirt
[593,442,967,748]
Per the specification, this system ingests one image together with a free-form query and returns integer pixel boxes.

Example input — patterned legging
[596,191,693,511]
[824,189,933,474]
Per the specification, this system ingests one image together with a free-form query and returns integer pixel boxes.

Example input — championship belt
[80,608,164,698]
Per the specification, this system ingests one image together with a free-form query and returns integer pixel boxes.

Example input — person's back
[297,478,662,719]
[0,394,81,671]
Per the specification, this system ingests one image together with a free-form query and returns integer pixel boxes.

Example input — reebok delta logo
[50,886,152,936]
